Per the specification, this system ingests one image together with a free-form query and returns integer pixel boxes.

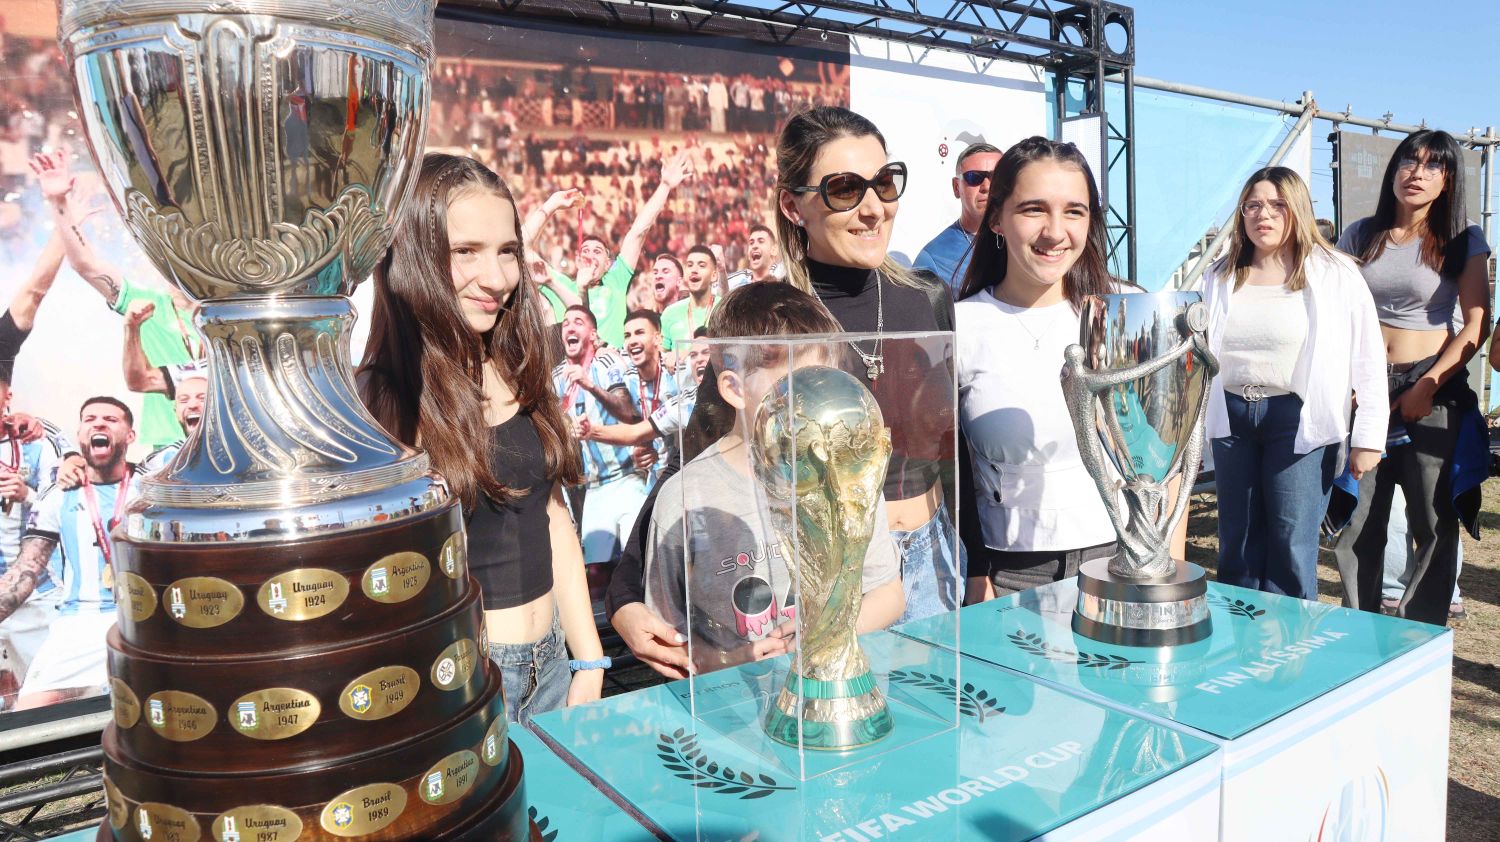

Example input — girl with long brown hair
[954,137,1122,600]
[359,153,605,722]
[1202,166,1384,602]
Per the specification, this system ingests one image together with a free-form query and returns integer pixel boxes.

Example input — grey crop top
[1337,218,1490,331]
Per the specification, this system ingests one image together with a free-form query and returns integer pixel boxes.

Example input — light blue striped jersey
[25,469,142,615]
[0,420,72,595]
[552,349,642,486]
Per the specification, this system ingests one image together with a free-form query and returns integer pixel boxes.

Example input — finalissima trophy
[58,1,536,838]
[1061,292,1218,647]
[751,366,894,750]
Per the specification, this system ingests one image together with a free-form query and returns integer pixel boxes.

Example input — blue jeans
[892,506,966,624]
[489,615,569,725]
[1212,392,1338,601]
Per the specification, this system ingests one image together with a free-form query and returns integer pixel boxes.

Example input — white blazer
[1200,248,1387,454]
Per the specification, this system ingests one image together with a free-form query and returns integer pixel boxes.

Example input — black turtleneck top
[806,258,943,336]
[806,259,953,502]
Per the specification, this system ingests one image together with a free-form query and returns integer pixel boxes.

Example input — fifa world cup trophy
[751,366,895,750]
[1061,292,1218,647]
[57,0,538,837]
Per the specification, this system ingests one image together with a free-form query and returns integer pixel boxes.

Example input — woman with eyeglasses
[773,106,962,621]
[954,137,1125,600]
[1330,130,1490,626]
[1200,167,1385,602]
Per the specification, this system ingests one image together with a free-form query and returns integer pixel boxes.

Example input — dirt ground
[1183,486,1500,840]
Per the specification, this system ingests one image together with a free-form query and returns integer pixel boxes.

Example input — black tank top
[466,412,553,609]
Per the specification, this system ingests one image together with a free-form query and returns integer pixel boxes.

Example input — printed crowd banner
[0,0,1047,715]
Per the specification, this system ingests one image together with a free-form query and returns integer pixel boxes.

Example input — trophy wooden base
[98,502,539,841]
[96,742,541,841]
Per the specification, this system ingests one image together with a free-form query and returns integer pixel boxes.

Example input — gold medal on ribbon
[102,563,115,591]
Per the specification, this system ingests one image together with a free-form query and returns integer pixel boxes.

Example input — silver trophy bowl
[1062,291,1218,646]
[60,0,439,541]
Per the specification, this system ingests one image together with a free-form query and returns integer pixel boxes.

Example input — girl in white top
[955,137,1124,600]
[1201,167,1385,601]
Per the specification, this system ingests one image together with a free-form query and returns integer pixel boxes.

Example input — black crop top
[466,412,554,609]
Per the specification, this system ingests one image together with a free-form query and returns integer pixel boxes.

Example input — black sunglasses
[791,162,908,211]
[960,169,992,187]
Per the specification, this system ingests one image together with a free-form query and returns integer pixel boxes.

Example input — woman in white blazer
[1201,166,1385,601]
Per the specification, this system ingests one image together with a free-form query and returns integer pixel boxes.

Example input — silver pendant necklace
[1009,302,1064,351]
[847,272,885,381]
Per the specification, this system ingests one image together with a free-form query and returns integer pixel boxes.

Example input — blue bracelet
[568,657,612,672]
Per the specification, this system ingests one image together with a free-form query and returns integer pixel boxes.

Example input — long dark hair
[1354,129,1469,273]
[359,153,582,507]
[956,137,1115,308]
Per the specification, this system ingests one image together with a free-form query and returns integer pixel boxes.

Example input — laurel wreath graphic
[1206,592,1266,619]
[656,728,795,800]
[527,806,559,841]
[888,670,1006,722]
[1006,631,1143,669]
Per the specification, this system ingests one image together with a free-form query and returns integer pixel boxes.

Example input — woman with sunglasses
[774,106,962,622]
[1331,130,1490,626]
[1200,167,1385,603]
[954,137,1125,600]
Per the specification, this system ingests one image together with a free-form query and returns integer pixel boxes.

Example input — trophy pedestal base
[1072,558,1212,647]
[764,670,894,751]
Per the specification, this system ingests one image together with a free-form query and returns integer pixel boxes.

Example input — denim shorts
[891,505,966,624]
[488,615,569,725]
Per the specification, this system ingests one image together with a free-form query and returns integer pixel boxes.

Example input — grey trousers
[1333,393,1462,627]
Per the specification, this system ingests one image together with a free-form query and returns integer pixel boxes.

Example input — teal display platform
[533,629,1221,841]
[510,727,645,841]
[895,580,1454,840]
[894,580,1447,739]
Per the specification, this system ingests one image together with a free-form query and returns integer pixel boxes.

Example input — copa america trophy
[58,1,536,837]
[751,366,894,750]
[1061,292,1218,647]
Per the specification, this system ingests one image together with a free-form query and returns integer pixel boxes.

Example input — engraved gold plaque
[110,678,141,729]
[430,639,477,691]
[257,568,349,621]
[163,576,244,629]
[339,665,420,721]
[212,805,304,842]
[439,531,466,580]
[137,801,202,842]
[480,714,508,767]
[103,776,128,829]
[119,571,157,622]
[230,688,321,740]
[361,552,430,604]
[319,782,407,837]
[419,749,479,806]
[145,690,217,742]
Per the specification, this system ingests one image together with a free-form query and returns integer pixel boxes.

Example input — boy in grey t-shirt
[644,351,903,674]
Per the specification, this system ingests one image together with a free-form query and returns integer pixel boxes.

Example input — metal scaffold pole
[1177,92,1317,290]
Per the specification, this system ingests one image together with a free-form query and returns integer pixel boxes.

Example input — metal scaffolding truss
[442,0,1138,273]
